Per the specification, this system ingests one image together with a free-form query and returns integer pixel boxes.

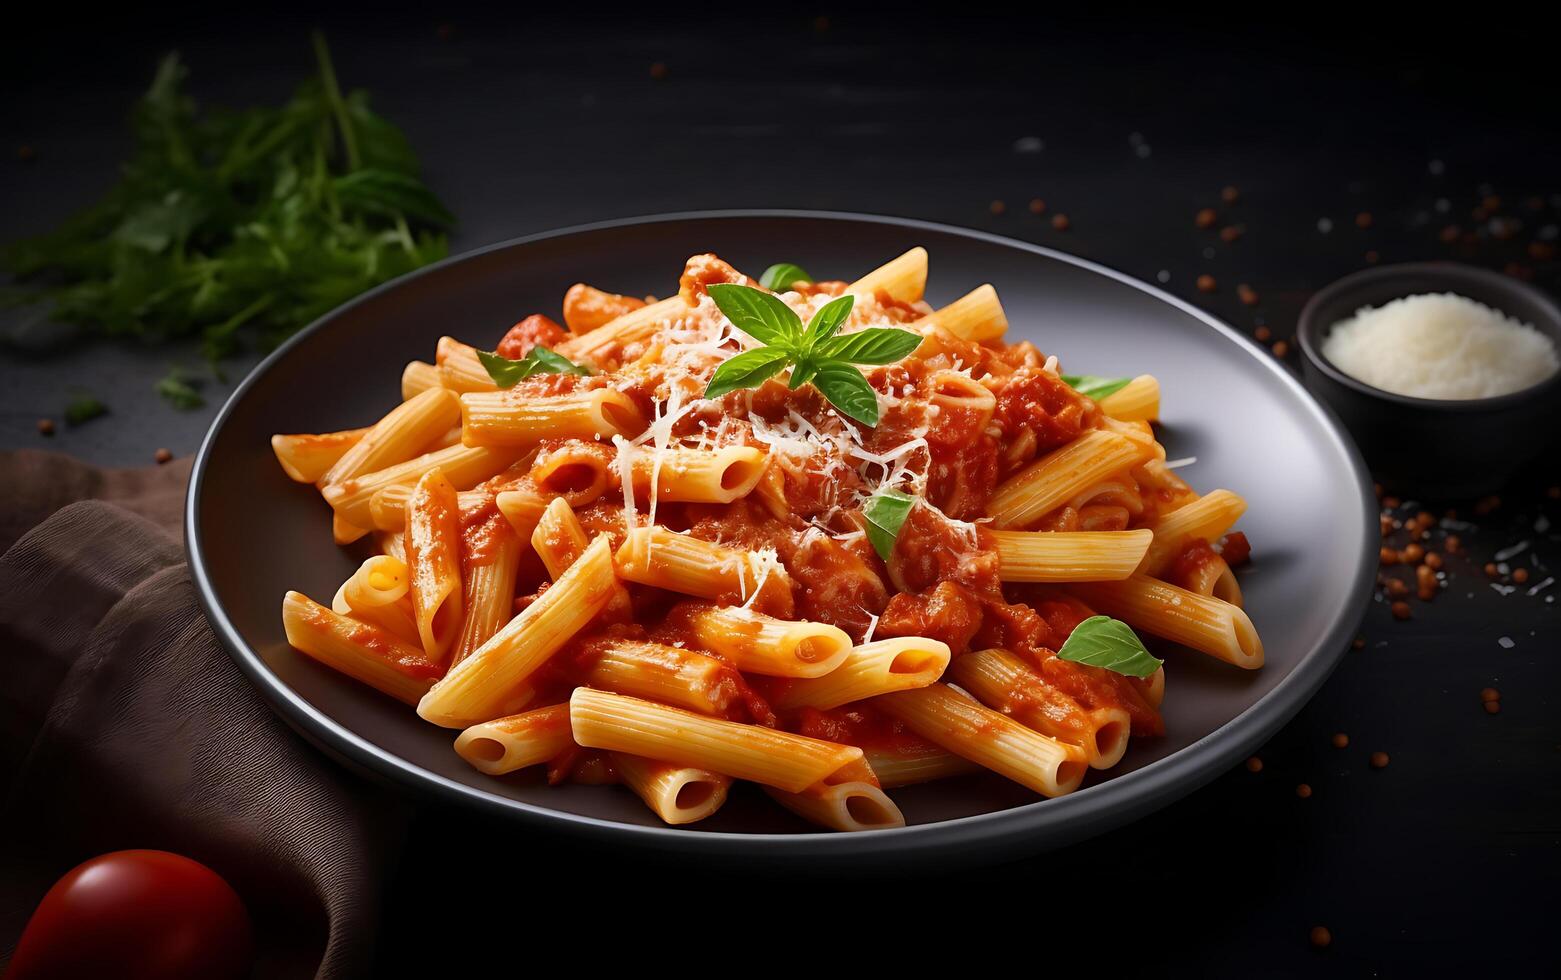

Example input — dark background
[4,6,1558,975]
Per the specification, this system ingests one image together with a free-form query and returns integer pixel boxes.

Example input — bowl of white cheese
[1298,263,1561,496]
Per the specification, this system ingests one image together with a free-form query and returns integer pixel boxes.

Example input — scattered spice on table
[1295,783,1313,799]
[1370,751,1391,769]
[1390,600,1411,620]
[1332,733,1350,748]
[1245,756,1263,773]
[154,448,174,465]
[1028,198,1046,214]
[1221,185,1240,204]
[1196,274,1217,293]
[1220,225,1244,243]
[1237,283,1259,305]
[1310,926,1332,949]
[1051,213,1070,231]
[1195,207,1218,229]
[36,418,54,436]
[1254,325,1272,342]
[1271,340,1289,358]
[989,199,1006,215]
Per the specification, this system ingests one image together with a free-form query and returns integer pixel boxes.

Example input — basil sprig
[1061,374,1132,400]
[759,262,813,291]
[704,283,920,426]
[478,345,593,388]
[1056,615,1163,677]
[861,487,915,560]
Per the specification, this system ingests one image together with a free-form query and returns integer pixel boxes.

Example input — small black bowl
[1297,263,1561,498]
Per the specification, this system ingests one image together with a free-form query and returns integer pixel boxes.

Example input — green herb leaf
[758,263,812,292]
[1061,374,1133,400]
[801,294,855,352]
[1055,615,1163,677]
[811,360,880,426]
[707,283,801,349]
[817,327,922,365]
[478,345,593,388]
[64,395,108,426]
[862,487,915,560]
[156,368,205,410]
[705,348,793,400]
[787,358,820,391]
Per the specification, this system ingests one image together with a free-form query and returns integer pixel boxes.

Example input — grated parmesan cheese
[1322,293,1558,399]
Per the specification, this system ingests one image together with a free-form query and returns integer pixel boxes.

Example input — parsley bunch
[703,283,921,426]
[2,33,452,360]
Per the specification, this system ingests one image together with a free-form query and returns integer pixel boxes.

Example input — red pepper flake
[1331,732,1350,748]
[1195,208,1218,229]
[1390,600,1411,620]
[1051,213,1070,231]
[1220,225,1244,243]
[1484,700,1502,715]
[1254,325,1272,342]
[1221,185,1240,204]
[1271,340,1289,358]
[1295,783,1313,799]
[1513,568,1529,584]
[1416,564,1437,600]
[1245,756,1263,773]
[1484,562,1499,579]
[1480,687,1500,703]
[1237,283,1259,305]
[37,418,55,436]
[1196,274,1217,293]
[1445,535,1461,554]
[1310,926,1332,949]
[1028,198,1046,214]
[989,199,1007,215]
[1369,751,1390,769]
[1401,542,1424,564]
[154,448,173,465]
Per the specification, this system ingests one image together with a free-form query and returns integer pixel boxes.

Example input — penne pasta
[319,387,461,488]
[569,688,874,793]
[986,429,1154,530]
[664,603,851,678]
[405,467,464,663]
[915,283,1007,342]
[321,443,518,530]
[581,637,738,716]
[531,498,634,617]
[435,336,500,393]
[949,648,1132,769]
[402,360,441,400]
[417,535,618,727]
[848,246,928,303]
[1070,574,1264,668]
[626,445,768,504]
[460,388,646,448]
[332,555,420,644]
[1097,374,1160,422]
[769,636,951,710]
[454,704,573,775]
[450,521,523,667]
[271,427,371,483]
[876,684,1088,798]
[281,591,442,704]
[557,296,688,364]
[614,527,795,618]
[862,741,981,789]
[765,781,906,832]
[1139,489,1248,577]
[494,486,552,541]
[612,753,731,825]
[990,528,1154,582]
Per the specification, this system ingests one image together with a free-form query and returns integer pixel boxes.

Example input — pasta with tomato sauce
[273,248,1262,831]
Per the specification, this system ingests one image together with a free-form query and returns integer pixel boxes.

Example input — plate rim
[186,208,1378,860]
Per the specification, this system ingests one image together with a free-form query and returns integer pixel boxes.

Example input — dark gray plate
[187,211,1376,865]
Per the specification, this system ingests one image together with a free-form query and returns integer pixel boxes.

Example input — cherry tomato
[7,849,251,980]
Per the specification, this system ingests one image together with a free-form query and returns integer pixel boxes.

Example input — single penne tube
[460,388,646,448]
[990,528,1153,582]
[986,429,1152,530]
[334,512,371,546]
[557,296,687,363]
[847,246,928,303]
[531,498,635,617]
[270,427,371,483]
[405,467,464,663]
[417,535,618,727]
[612,753,732,826]
[769,636,951,710]
[450,522,523,667]
[368,486,491,533]
[319,387,461,488]
[581,638,738,715]
[614,527,795,618]
[1139,489,1248,576]
[376,529,407,562]
[1175,551,1243,606]
[569,688,873,793]
[915,283,1007,342]
[1140,666,1166,707]
[322,444,518,529]
[402,360,441,400]
[435,336,500,393]
[765,781,906,832]
[331,554,419,644]
[281,591,442,704]
[531,440,614,507]
[331,581,420,645]
[875,683,1088,798]
[949,648,1132,769]
[1097,374,1160,422]
[453,704,573,775]
[862,741,981,789]
[494,486,551,540]
[1069,574,1263,669]
[666,603,851,678]
[626,445,767,504]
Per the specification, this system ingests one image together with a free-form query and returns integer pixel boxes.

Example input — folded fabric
[0,451,401,978]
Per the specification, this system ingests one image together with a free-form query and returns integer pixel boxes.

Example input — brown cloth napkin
[0,450,403,978]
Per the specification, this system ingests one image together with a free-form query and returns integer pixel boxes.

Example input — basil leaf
[818,327,922,365]
[707,283,802,349]
[705,347,792,400]
[811,360,880,426]
[759,262,813,291]
[527,345,594,377]
[156,368,205,410]
[861,487,915,560]
[801,294,855,351]
[64,395,108,426]
[787,358,819,391]
[1055,615,1163,677]
[478,345,592,388]
[1061,374,1132,401]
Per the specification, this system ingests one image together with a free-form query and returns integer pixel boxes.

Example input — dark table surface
[5,8,1558,975]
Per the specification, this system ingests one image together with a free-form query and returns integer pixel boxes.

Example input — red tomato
[7,849,251,980]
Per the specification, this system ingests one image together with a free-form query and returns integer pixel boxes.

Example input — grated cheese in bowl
[1321,293,1559,400]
